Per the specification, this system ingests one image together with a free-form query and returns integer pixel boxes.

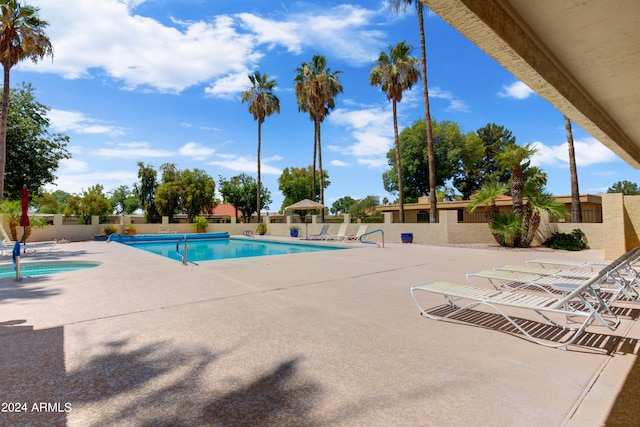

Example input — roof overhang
[421,0,640,167]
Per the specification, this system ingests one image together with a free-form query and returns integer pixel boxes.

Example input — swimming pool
[118,235,343,262]
[0,260,101,279]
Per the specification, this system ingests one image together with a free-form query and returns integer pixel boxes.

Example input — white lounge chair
[0,226,57,256]
[409,251,636,349]
[324,223,348,241]
[344,224,368,242]
[308,224,330,240]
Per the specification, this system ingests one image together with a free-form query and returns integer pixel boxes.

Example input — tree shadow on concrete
[1,322,325,427]
[0,275,61,304]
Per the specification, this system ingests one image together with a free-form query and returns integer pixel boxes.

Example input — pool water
[0,261,101,279]
[123,237,343,262]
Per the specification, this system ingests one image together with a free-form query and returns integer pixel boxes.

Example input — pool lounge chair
[344,224,368,242]
[308,224,329,240]
[409,251,636,349]
[324,223,348,241]
[469,248,640,304]
[0,226,57,256]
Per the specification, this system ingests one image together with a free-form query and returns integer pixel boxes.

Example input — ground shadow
[1,322,328,426]
[427,305,640,354]
[0,275,61,304]
[606,341,640,426]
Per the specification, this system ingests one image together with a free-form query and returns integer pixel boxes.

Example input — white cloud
[178,142,215,158]
[94,141,174,158]
[46,169,138,195]
[429,87,469,113]
[23,1,386,95]
[330,160,350,167]
[48,109,126,135]
[499,81,535,99]
[530,136,618,167]
[207,154,282,175]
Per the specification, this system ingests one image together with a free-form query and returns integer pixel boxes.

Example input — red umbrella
[20,185,30,243]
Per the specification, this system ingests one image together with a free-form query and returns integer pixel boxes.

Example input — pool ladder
[176,235,198,265]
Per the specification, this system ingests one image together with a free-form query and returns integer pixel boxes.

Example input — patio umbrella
[20,184,30,244]
[284,199,327,238]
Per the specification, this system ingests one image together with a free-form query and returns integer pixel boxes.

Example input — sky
[13,0,640,212]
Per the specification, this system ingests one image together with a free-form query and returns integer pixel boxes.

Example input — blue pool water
[0,261,101,279]
[119,235,342,262]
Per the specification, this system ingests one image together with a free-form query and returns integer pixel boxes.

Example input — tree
[109,185,140,215]
[241,71,279,222]
[294,54,342,206]
[64,184,112,224]
[565,115,581,222]
[33,189,70,214]
[134,161,159,223]
[330,196,356,215]
[495,142,537,220]
[382,118,460,203]
[349,195,380,219]
[370,41,420,223]
[219,173,271,222]
[278,165,330,212]
[154,164,215,222]
[390,0,437,222]
[0,0,53,200]
[5,82,70,198]
[607,180,640,195]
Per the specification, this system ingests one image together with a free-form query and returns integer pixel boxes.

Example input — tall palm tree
[370,41,420,223]
[294,54,342,206]
[565,115,582,222]
[241,71,280,222]
[390,0,437,223]
[0,0,52,201]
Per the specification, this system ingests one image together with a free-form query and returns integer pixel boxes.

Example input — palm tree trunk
[318,123,324,209]
[417,4,437,223]
[257,120,262,223]
[393,101,404,223]
[312,120,318,200]
[565,115,582,222]
[0,65,11,202]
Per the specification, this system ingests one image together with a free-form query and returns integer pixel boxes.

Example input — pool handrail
[106,233,121,243]
[175,234,198,266]
[360,229,384,248]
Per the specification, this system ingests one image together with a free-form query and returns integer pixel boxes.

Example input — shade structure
[284,199,327,239]
[284,199,327,211]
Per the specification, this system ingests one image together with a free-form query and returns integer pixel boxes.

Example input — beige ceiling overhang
[422,0,640,168]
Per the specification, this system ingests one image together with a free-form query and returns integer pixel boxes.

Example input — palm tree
[241,71,280,222]
[495,143,537,219]
[370,41,420,223]
[390,0,437,223]
[0,0,52,201]
[468,181,508,244]
[565,115,582,222]
[521,184,568,247]
[294,55,342,206]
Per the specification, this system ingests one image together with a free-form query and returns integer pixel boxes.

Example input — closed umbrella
[20,185,30,244]
[284,199,327,238]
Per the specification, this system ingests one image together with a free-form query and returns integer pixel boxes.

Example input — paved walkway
[1,239,639,426]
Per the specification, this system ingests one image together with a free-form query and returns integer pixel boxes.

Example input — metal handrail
[360,229,384,248]
[106,233,121,243]
[175,234,198,265]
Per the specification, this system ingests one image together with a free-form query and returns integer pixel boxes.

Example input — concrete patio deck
[1,239,639,426]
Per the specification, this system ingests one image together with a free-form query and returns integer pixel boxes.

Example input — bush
[543,229,588,251]
[103,225,117,235]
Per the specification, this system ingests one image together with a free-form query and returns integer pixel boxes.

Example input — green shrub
[103,225,117,235]
[543,229,588,251]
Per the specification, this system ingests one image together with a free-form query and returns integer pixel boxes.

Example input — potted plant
[125,223,137,235]
[192,215,209,233]
[289,225,300,237]
[256,223,267,235]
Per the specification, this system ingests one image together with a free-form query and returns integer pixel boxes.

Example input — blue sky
[14,0,640,212]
